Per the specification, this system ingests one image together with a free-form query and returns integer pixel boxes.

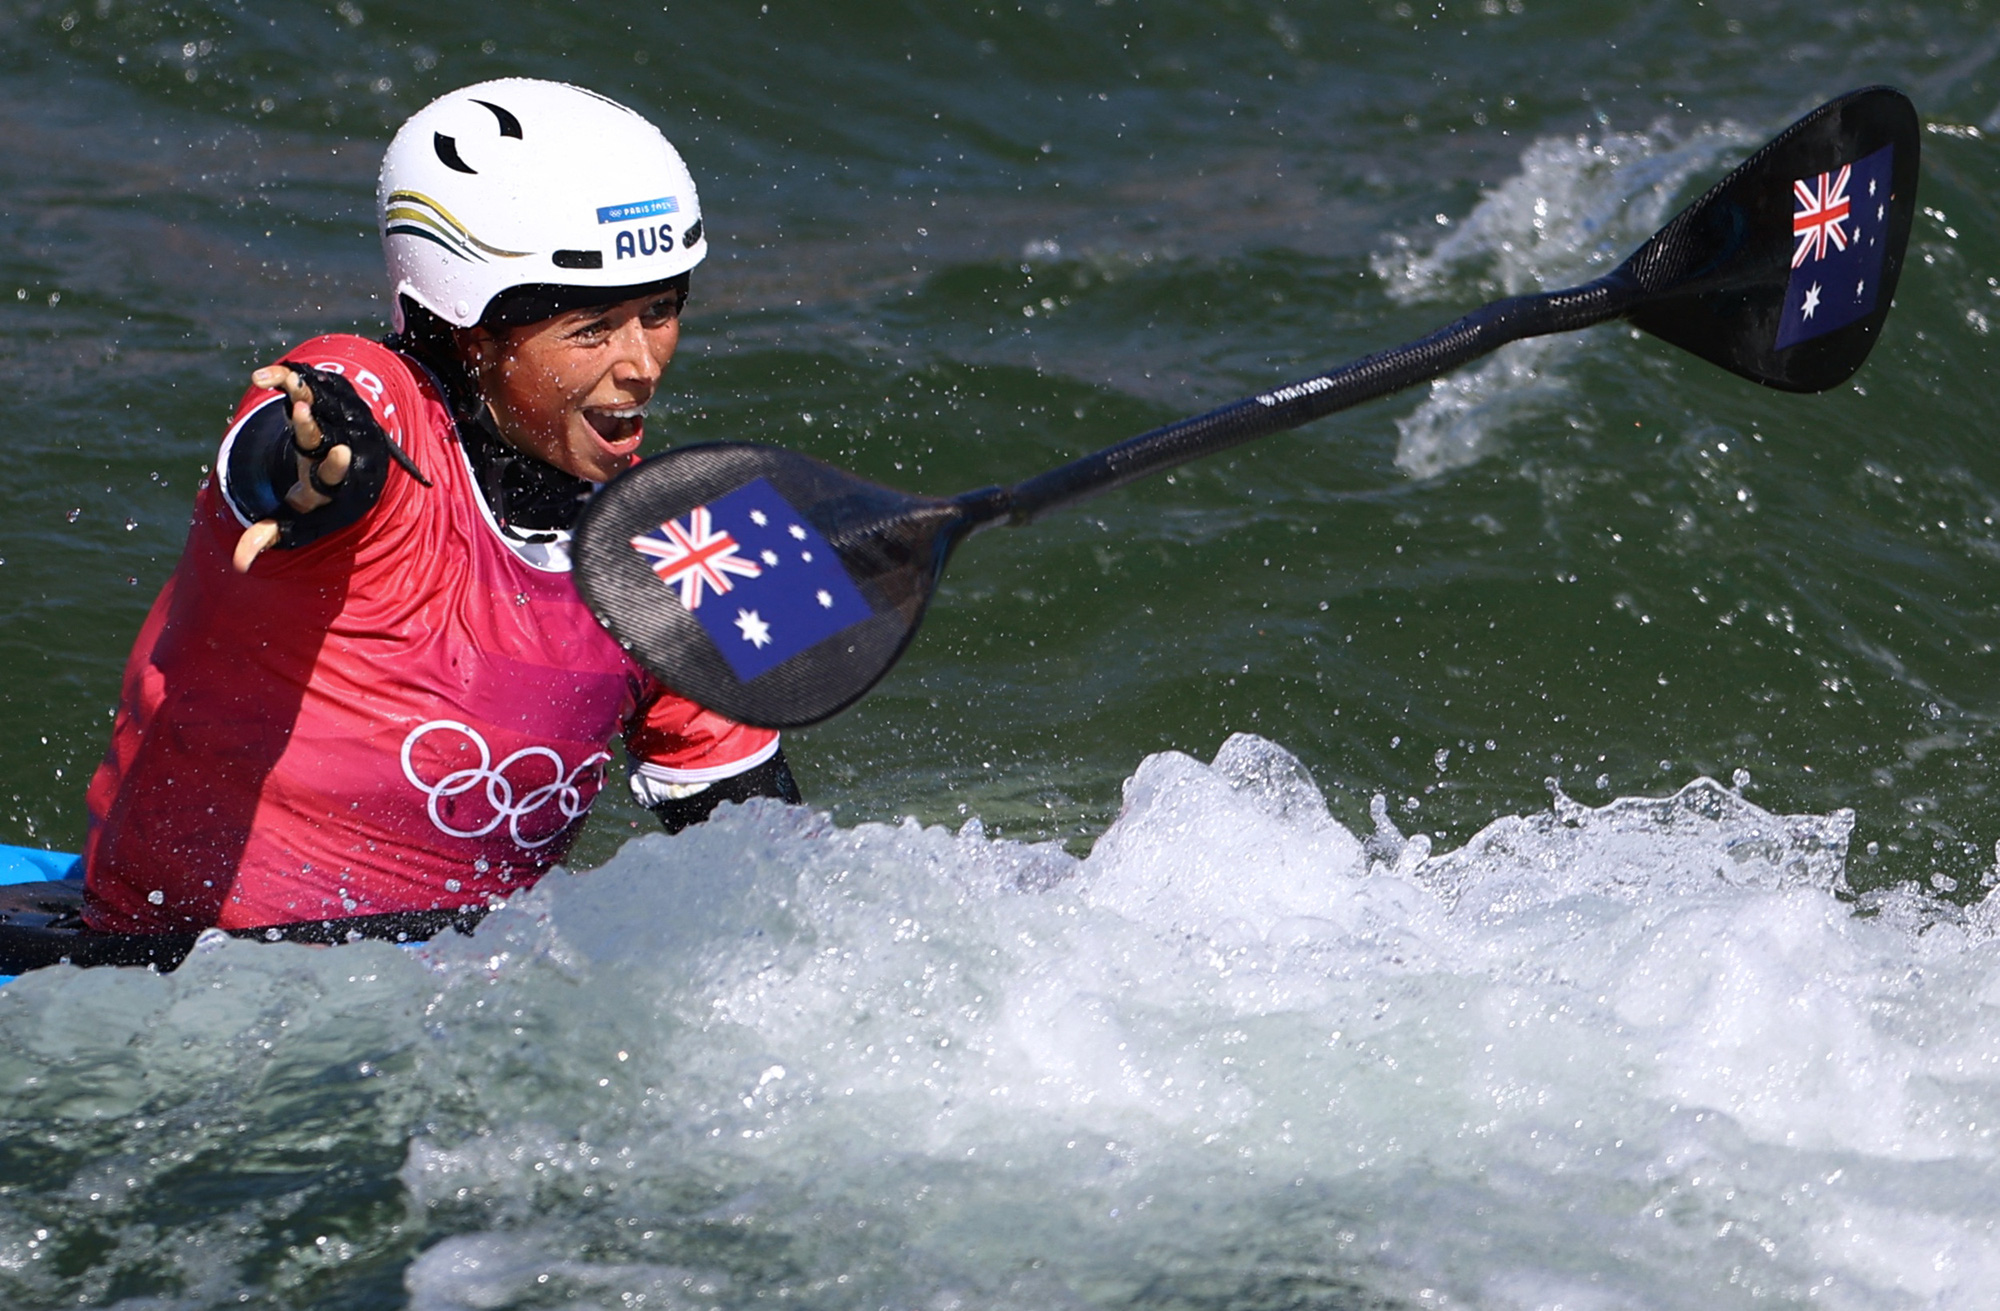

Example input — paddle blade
[1623,86,1919,393]
[574,443,966,729]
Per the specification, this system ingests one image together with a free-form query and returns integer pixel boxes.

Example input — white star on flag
[816,589,833,608]
[750,509,768,526]
[1801,282,1822,319]
[761,550,779,565]
[788,524,807,540]
[735,609,772,648]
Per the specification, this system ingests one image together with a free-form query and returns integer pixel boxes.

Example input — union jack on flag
[630,506,763,610]
[1776,143,1892,351]
[1792,163,1852,268]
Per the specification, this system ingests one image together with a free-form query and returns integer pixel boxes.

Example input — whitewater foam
[4,733,2000,1308]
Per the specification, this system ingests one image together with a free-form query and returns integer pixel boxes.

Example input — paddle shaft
[953,269,1642,531]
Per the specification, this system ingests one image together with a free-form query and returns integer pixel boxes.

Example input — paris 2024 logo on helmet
[377,78,707,329]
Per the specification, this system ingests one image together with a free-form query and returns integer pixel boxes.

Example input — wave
[4,734,1997,1307]
[1377,122,1758,480]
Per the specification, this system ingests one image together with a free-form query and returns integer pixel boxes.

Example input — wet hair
[382,296,483,427]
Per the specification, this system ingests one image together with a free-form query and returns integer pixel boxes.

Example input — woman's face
[460,285,685,483]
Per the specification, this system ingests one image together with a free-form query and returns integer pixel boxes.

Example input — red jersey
[83,334,778,933]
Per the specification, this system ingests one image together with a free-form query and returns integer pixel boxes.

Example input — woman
[82,79,798,941]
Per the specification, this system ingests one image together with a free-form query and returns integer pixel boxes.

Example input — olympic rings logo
[400,720,609,851]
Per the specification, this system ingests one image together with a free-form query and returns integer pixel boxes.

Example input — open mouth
[583,406,646,448]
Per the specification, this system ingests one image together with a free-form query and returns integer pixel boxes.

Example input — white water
[1377,122,1757,480]
[4,734,1999,1309]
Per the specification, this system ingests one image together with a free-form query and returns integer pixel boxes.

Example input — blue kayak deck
[0,844,83,985]
[0,844,81,885]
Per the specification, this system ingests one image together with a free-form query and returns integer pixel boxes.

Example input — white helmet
[378,78,706,330]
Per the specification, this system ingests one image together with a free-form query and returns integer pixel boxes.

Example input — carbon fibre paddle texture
[1625,85,1918,392]
[575,443,969,728]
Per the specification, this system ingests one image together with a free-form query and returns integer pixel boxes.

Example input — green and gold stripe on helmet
[383,189,533,264]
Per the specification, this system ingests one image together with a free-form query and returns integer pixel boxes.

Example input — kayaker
[81,79,798,939]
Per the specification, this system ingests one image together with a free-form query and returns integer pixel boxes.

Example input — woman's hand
[231,365,354,572]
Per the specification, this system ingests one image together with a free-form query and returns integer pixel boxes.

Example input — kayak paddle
[575,86,1919,729]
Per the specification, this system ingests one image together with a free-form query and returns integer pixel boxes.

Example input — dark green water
[6,0,2000,878]
[5,2,2000,1307]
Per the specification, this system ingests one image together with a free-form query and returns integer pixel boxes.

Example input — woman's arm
[644,748,803,834]
[623,693,799,835]
[228,362,428,570]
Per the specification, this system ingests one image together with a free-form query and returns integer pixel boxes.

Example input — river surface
[3,1,2000,1306]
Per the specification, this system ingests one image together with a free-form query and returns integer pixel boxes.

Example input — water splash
[5,734,2000,1308]
[1377,123,1757,479]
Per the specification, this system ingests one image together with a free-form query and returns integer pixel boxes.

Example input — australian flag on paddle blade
[1775,143,1894,350]
[628,476,873,681]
